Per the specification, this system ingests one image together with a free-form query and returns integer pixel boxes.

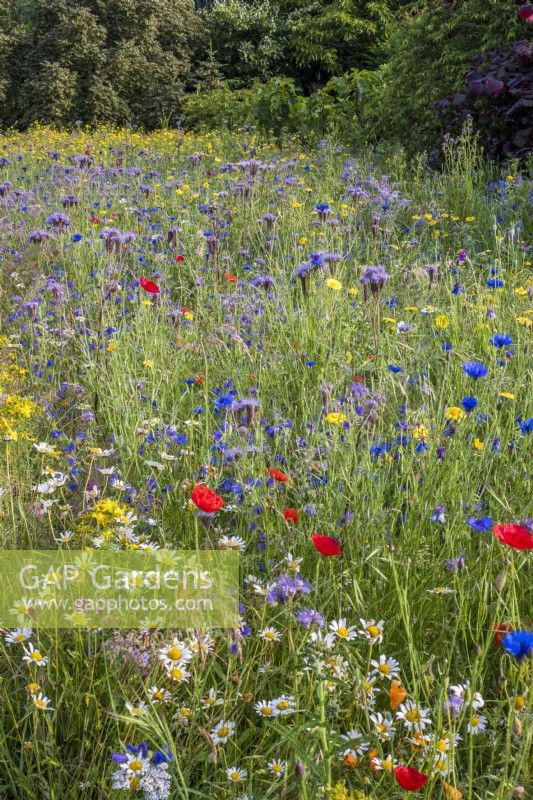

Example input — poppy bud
[294,761,306,781]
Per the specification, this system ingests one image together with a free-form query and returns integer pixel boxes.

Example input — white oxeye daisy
[158,638,192,666]
[370,654,400,680]
[255,700,278,718]
[370,711,395,741]
[329,618,357,641]
[218,535,246,552]
[339,730,369,755]
[176,706,192,724]
[202,688,223,709]
[4,628,32,646]
[396,700,432,731]
[370,754,397,772]
[260,627,281,642]
[149,686,171,704]
[226,767,247,783]
[409,730,431,752]
[166,664,191,683]
[285,552,302,572]
[211,720,235,744]
[32,693,53,711]
[125,701,147,717]
[467,713,487,734]
[22,644,48,667]
[273,695,296,715]
[359,618,384,644]
[432,756,450,776]
[268,759,286,777]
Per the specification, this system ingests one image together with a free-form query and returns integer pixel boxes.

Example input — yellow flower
[473,438,484,450]
[107,341,117,352]
[326,278,343,291]
[405,306,419,312]
[445,407,465,422]
[348,287,358,297]
[465,216,476,223]
[499,392,514,400]
[514,287,528,296]
[298,236,307,246]
[346,351,353,365]
[516,316,532,328]
[514,695,526,711]
[435,314,450,329]
[412,424,429,441]
[143,359,153,368]
[183,311,194,321]
[325,412,347,425]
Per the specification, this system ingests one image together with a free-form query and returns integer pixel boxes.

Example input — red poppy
[492,622,513,647]
[394,765,428,791]
[90,215,100,225]
[224,273,238,283]
[175,254,185,263]
[283,507,299,524]
[310,533,342,556]
[139,276,160,294]
[493,523,533,550]
[191,485,224,513]
[194,375,204,385]
[180,306,191,314]
[269,467,289,482]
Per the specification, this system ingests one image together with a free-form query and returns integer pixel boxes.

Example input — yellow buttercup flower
[435,314,450,329]
[445,407,465,422]
[326,279,343,291]
[325,412,347,425]
[499,392,515,400]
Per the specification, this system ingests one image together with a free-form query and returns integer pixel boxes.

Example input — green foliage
[181,83,254,130]
[1,0,202,129]
[202,0,285,86]
[377,0,523,154]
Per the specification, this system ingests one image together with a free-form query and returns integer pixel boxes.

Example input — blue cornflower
[462,396,478,412]
[490,333,512,348]
[486,278,504,288]
[502,631,533,659]
[517,417,533,435]
[462,361,488,379]
[387,364,402,373]
[467,515,493,532]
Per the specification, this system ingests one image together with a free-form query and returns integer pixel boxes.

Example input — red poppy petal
[310,533,342,556]
[268,467,289,482]
[191,485,224,513]
[283,507,299,524]
[139,276,160,294]
[394,765,428,791]
[493,523,533,550]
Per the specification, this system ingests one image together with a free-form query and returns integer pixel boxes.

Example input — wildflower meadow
[0,124,531,800]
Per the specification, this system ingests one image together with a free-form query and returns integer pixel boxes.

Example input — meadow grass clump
[0,125,531,800]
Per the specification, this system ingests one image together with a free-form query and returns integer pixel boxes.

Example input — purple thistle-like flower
[360,265,390,298]
[267,574,313,605]
[46,211,71,229]
[296,607,324,628]
[28,229,53,243]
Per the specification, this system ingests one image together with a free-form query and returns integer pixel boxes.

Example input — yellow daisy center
[405,709,420,724]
